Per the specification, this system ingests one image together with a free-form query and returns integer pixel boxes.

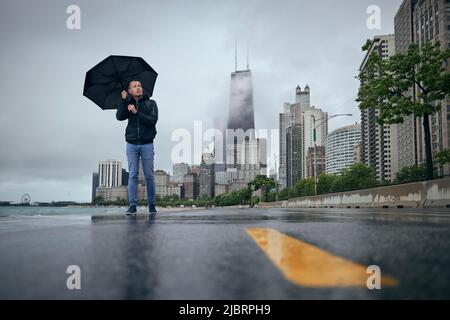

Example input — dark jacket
[116,94,158,145]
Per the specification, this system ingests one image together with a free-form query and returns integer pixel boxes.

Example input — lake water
[0,206,125,218]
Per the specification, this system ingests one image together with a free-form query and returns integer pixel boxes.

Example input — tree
[278,187,291,200]
[316,173,337,195]
[357,40,450,180]
[395,164,428,184]
[292,178,315,197]
[93,196,104,205]
[339,163,378,191]
[248,175,276,202]
[250,196,260,207]
[435,149,450,168]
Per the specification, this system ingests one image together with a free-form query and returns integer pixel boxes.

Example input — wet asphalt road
[0,207,449,299]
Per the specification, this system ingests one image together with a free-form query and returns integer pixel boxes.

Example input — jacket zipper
[136,98,140,145]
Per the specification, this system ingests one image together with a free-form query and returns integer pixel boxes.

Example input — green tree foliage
[434,149,450,168]
[395,164,428,184]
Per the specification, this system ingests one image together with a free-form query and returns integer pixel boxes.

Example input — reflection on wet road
[0,207,449,299]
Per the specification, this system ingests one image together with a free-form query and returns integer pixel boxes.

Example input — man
[116,80,158,214]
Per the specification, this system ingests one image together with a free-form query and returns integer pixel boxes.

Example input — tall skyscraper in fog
[224,50,266,188]
[226,53,256,169]
[227,69,255,132]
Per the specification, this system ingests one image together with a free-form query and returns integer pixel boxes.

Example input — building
[359,35,399,182]
[167,183,183,198]
[414,0,450,175]
[394,0,450,174]
[172,163,190,183]
[225,61,266,188]
[214,184,230,196]
[226,66,256,170]
[280,85,328,187]
[413,0,450,175]
[199,155,215,199]
[212,116,227,165]
[91,172,99,203]
[202,152,215,165]
[269,167,278,182]
[306,146,326,178]
[301,106,328,179]
[354,143,362,163]
[395,0,450,175]
[395,0,420,170]
[215,170,234,185]
[190,164,201,175]
[95,185,128,202]
[325,124,362,175]
[182,173,199,200]
[278,106,293,188]
[233,137,267,183]
[121,168,129,186]
[155,170,170,198]
[98,160,122,188]
[227,68,255,132]
[286,124,303,187]
[295,84,311,107]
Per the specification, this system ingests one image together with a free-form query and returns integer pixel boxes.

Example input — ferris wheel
[21,193,31,204]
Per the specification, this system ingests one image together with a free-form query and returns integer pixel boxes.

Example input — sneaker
[125,205,137,215]
[148,204,157,213]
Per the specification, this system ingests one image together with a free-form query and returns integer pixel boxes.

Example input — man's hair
[128,79,142,89]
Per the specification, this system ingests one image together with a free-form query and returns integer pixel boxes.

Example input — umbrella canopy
[83,55,158,110]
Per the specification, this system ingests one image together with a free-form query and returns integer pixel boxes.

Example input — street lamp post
[311,113,352,195]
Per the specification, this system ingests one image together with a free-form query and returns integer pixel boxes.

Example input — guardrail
[258,178,450,209]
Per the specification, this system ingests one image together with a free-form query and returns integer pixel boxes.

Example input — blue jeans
[126,142,155,206]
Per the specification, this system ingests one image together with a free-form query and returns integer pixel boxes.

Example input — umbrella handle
[119,79,126,91]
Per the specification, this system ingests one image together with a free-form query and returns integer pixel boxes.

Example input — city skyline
[0,0,403,202]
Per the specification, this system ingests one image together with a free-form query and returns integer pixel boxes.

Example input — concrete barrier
[258,178,450,209]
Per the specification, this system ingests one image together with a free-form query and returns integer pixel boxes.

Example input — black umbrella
[83,55,158,110]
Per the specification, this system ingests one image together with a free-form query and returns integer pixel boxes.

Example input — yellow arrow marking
[246,227,398,288]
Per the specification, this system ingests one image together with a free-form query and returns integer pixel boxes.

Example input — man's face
[128,81,143,97]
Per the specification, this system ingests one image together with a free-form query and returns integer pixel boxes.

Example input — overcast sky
[0,0,402,202]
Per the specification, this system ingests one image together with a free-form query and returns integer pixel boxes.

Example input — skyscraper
[395,0,420,170]
[306,146,326,179]
[225,57,266,186]
[279,85,328,188]
[325,124,362,175]
[91,172,99,203]
[227,69,255,132]
[98,160,122,188]
[226,67,256,168]
[172,163,190,183]
[359,35,399,182]
[199,153,215,199]
[155,170,170,198]
[295,84,311,107]
[286,124,303,187]
[394,0,450,175]
[301,106,328,179]
[278,106,293,188]
[413,0,450,174]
